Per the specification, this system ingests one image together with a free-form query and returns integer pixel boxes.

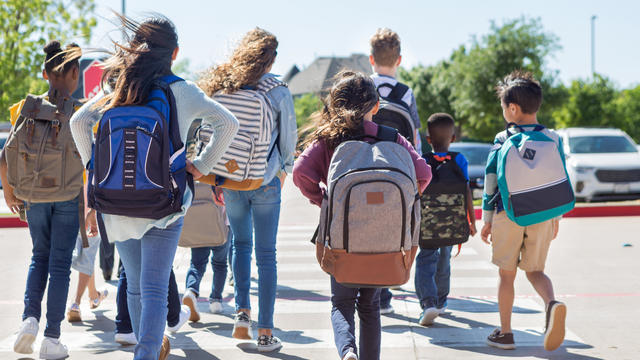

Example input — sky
[80,0,640,88]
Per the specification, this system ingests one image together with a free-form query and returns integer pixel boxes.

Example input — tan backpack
[5,91,89,248]
[4,91,84,203]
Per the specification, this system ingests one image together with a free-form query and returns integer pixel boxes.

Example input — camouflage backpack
[419,152,470,249]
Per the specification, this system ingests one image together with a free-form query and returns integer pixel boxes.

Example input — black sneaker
[544,300,567,351]
[232,312,252,340]
[487,328,516,350]
[257,335,282,352]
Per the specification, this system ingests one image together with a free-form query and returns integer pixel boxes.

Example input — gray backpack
[178,181,229,248]
[314,125,420,287]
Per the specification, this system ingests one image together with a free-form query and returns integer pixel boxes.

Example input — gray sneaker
[486,328,516,350]
[257,335,282,352]
[544,301,567,351]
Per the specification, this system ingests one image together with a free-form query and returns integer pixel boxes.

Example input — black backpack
[419,152,470,249]
[372,83,415,144]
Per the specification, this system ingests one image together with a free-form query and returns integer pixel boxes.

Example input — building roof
[287,54,372,96]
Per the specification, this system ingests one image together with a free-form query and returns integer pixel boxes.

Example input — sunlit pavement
[0,181,638,359]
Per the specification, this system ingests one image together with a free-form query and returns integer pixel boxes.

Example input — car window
[0,137,6,149]
[568,136,638,154]
[449,145,491,166]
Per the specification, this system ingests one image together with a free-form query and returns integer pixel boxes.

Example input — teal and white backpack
[496,123,575,226]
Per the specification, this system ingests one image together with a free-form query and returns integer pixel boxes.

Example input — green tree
[553,75,620,130]
[294,93,322,129]
[0,0,96,120]
[400,17,562,141]
[172,58,195,81]
[611,85,640,142]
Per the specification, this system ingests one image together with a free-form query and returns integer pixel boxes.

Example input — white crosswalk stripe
[0,222,585,358]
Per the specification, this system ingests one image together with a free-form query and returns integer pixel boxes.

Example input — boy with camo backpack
[415,113,477,326]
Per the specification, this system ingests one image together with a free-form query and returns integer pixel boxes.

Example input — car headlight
[572,165,595,174]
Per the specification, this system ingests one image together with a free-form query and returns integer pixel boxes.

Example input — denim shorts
[71,233,101,275]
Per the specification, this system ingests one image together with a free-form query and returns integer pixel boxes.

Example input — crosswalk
[0,222,586,359]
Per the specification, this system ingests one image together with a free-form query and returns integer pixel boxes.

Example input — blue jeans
[115,267,181,334]
[414,246,452,309]
[379,288,392,309]
[115,219,182,360]
[330,277,381,360]
[23,197,80,339]
[185,230,231,301]
[223,177,281,329]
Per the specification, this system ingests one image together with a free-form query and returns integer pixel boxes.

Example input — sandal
[90,290,108,309]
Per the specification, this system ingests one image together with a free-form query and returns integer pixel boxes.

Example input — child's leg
[87,274,99,300]
[434,246,453,309]
[74,272,91,305]
[330,276,358,359]
[115,266,133,334]
[166,270,181,327]
[414,248,439,309]
[356,288,381,360]
[498,268,517,333]
[210,241,230,301]
[525,272,555,305]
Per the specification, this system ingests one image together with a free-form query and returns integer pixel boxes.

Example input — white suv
[557,128,640,201]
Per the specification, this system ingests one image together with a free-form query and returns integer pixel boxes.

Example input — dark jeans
[23,197,80,338]
[115,265,181,333]
[379,288,393,309]
[330,277,381,360]
[186,234,231,301]
[99,235,115,277]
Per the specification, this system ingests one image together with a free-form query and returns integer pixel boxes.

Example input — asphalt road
[0,180,638,359]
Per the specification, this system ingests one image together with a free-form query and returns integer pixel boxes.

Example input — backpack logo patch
[366,192,384,205]
[225,160,240,174]
[523,148,536,160]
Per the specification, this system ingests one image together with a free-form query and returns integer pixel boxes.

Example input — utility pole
[122,0,126,15]
[591,15,597,76]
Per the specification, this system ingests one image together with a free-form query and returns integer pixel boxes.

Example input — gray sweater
[70,80,239,242]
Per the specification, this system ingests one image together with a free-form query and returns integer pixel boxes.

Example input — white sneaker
[419,307,440,326]
[379,305,394,315]
[39,337,68,360]
[115,332,137,346]
[209,300,223,314]
[14,317,38,354]
[182,289,200,322]
[343,348,358,359]
[257,335,282,352]
[167,305,191,333]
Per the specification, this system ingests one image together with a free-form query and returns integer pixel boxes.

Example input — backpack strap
[257,76,287,93]
[376,124,399,143]
[387,83,409,103]
[155,75,184,156]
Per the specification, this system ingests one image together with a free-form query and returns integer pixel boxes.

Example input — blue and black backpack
[88,74,193,219]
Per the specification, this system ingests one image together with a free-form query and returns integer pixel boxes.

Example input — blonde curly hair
[199,28,278,95]
[370,28,401,67]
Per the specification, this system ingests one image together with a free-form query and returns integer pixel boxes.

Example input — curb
[2,205,639,229]
[474,204,640,220]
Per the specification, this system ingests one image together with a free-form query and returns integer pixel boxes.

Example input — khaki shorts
[491,211,556,272]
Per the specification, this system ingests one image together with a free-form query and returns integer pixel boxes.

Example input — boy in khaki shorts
[480,71,566,351]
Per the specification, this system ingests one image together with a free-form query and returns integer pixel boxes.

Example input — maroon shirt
[293,121,431,206]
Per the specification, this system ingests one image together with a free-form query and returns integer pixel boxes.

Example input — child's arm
[480,139,501,244]
[395,132,431,192]
[466,183,477,236]
[292,140,329,207]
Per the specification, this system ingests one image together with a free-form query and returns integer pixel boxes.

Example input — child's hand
[469,221,477,236]
[212,187,225,206]
[186,160,204,180]
[86,209,99,237]
[480,223,492,244]
[3,187,22,214]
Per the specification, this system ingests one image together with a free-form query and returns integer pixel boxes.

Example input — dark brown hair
[495,70,543,114]
[370,28,401,67]
[199,28,278,96]
[44,40,81,75]
[96,13,178,111]
[427,113,456,149]
[301,70,379,151]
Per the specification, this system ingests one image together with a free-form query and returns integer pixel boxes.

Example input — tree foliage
[0,0,96,120]
[401,17,563,141]
[294,93,322,129]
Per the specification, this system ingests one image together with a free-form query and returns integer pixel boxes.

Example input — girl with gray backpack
[293,71,431,360]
